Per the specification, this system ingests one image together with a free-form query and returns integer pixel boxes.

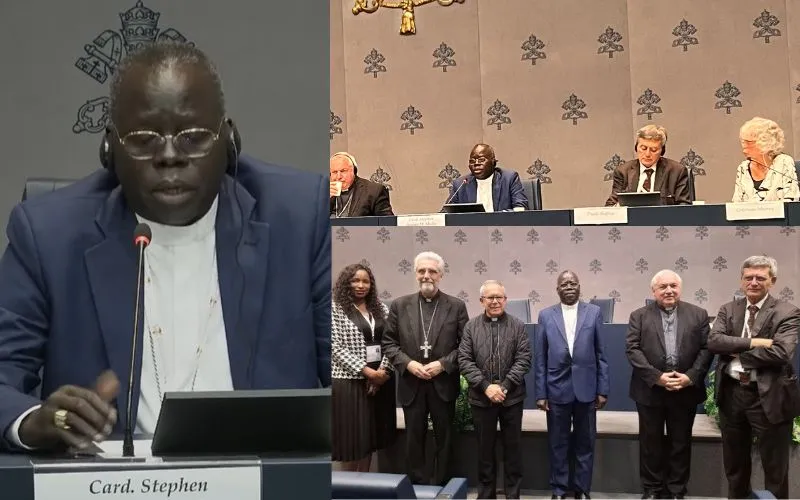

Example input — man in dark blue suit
[535,271,609,500]
[446,144,528,212]
[0,42,330,452]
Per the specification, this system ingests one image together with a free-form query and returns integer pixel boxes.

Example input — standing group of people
[331,252,800,499]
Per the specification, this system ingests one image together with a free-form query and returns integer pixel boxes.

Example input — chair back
[589,298,615,323]
[505,299,531,323]
[22,178,74,201]
[521,178,542,210]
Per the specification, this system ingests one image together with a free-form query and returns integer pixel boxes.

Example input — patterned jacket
[332,300,393,379]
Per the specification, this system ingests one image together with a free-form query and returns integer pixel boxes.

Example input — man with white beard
[383,251,469,486]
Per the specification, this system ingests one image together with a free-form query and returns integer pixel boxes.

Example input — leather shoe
[575,493,591,499]
[641,493,659,499]
[551,495,566,500]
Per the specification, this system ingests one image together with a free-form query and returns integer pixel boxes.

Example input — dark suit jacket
[625,301,713,407]
[708,295,800,424]
[605,157,691,206]
[447,167,529,211]
[382,291,469,406]
[0,154,331,450]
[330,176,393,217]
[534,302,610,405]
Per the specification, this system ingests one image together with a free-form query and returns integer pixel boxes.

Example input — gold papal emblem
[352,0,465,35]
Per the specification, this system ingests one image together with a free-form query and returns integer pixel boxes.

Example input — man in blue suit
[535,271,609,500]
[0,42,330,452]
[446,144,528,212]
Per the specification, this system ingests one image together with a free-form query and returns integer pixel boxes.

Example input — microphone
[747,156,800,200]
[123,222,152,457]
[441,177,469,210]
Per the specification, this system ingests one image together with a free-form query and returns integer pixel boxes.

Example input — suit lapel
[215,178,270,389]
[348,178,365,217]
[649,306,667,354]
[675,304,688,356]
[464,176,478,203]
[84,186,142,430]
[428,293,452,348]
[574,301,588,344]
[553,305,568,344]
[750,295,776,338]
[653,158,667,192]
[628,163,640,192]
[732,299,746,339]
[405,296,421,349]
[492,170,502,209]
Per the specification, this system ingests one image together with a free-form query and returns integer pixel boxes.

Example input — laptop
[442,202,486,214]
[151,388,331,456]
[617,191,663,207]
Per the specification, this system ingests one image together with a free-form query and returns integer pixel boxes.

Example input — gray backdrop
[333,225,799,321]
[0,1,329,245]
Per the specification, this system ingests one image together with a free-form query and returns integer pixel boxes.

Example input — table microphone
[747,156,800,200]
[440,177,469,212]
[123,222,152,458]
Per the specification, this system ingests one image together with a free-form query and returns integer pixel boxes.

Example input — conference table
[0,450,330,499]
[331,201,800,226]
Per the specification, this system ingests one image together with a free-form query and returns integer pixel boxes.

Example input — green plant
[703,370,800,444]
[454,375,474,431]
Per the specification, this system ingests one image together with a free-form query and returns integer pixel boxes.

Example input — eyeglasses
[113,119,224,160]
[481,295,506,302]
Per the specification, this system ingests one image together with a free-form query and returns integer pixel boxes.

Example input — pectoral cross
[420,340,432,359]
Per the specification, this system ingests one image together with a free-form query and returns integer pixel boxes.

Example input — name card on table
[34,461,261,500]
[573,207,628,225]
[396,213,446,226]
[725,201,785,221]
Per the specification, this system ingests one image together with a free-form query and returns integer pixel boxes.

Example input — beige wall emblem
[352,0,464,35]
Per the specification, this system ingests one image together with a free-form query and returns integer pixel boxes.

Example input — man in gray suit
[708,255,800,499]
[383,251,469,486]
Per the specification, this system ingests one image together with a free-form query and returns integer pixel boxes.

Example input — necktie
[642,168,654,192]
[746,305,759,336]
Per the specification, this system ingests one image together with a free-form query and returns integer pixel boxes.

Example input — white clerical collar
[561,302,578,311]
[136,196,218,247]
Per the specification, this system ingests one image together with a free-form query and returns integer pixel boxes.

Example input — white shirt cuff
[6,404,41,450]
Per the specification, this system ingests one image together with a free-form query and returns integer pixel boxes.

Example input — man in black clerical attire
[383,251,468,486]
[329,152,394,217]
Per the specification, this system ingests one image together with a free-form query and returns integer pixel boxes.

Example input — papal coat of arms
[72,1,192,134]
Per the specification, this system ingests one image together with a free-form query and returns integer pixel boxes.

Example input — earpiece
[100,128,114,172]
[225,118,241,176]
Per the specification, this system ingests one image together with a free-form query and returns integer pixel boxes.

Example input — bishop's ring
[54,409,71,430]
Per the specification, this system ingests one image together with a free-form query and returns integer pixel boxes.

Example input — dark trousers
[546,401,596,496]
[402,381,456,486]
[636,402,697,496]
[719,377,793,499]
[471,401,524,499]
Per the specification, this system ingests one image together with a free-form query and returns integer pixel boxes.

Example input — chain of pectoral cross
[418,298,439,359]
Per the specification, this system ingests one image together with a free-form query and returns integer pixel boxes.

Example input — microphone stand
[123,240,147,457]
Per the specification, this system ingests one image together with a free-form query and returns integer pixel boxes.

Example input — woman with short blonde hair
[732,117,799,201]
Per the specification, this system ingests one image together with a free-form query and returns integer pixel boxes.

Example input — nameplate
[34,462,260,499]
[725,201,785,221]
[573,207,628,225]
[396,213,446,226]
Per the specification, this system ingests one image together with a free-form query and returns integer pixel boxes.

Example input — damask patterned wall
[332,225,800,321]
[330,0,800,213]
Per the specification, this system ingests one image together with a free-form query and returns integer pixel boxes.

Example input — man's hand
[663,372,692,391]
[750,338,773,349]
[372,368,390,387]
[19,370,120,451]
[407,361,432,380]
[329,182,341,198]
[422,361,444,377]
[595,395,608,410]
[536,399,549,411]
[656,371,676,387]
[485,384,506,404]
